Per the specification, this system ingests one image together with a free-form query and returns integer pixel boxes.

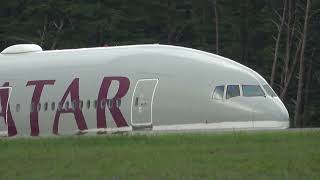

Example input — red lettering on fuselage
[3,76,131,137]
[52,78,87,135]
[27,80,55,136]
[0,83,17,136]
[97,77,130,128]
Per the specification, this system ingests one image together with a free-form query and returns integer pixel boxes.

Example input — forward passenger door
[131,79,158,129]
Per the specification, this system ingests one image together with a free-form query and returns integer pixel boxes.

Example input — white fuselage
[0,44,289,137]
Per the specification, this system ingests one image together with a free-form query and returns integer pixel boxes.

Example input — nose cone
[274,97,290,128]
[282,106,289,121]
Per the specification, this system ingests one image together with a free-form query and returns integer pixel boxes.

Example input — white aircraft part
[152,121,289,131]
[131,79,158,127]
[0,44,290,137]
[78,120,289,134]
[1,44,42,54]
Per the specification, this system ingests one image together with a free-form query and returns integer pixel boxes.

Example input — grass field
[1,131,320,180]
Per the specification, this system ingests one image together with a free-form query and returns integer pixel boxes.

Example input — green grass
[1,131,320,180]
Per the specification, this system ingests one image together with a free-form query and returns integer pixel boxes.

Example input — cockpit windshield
[212,85,224,100]
[262,84,277,97]
[242,85,265,97]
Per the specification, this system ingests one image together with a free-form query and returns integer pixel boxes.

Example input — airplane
[0,44,289,137]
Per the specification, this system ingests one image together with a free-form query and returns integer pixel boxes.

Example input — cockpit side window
[242,85,265,97]
[213,85,224,100]
[226,85,240,99]
[263,84,277,97]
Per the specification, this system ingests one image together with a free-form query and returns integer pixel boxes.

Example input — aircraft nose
[281,106,289,122]
[274,97,290,128]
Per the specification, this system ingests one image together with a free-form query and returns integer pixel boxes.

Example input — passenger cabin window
[16,104,21,112]
[100,99,106,109]
[79,100,84,109]
[71,100,77,110]
[37,103,41,112]
[94,100,97,109]
[51,102,55,111]
[263,84,277,97]
[65,101,70,110]
[242,85,265,97]
[226,85,240,99]
[58,102,63,111]
[116,99,121,108]
[107,99,112,108]
[44,102,48,111]
[30,103,35,112]
[86,100,90,109]
[212,86,224,100]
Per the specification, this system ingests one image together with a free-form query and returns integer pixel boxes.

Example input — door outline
[130,79,159,127]
[0,87,12,136]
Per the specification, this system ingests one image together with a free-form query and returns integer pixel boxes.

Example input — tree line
[0,0,319,127]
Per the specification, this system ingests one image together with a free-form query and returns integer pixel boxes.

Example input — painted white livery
[0,44,289,137]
